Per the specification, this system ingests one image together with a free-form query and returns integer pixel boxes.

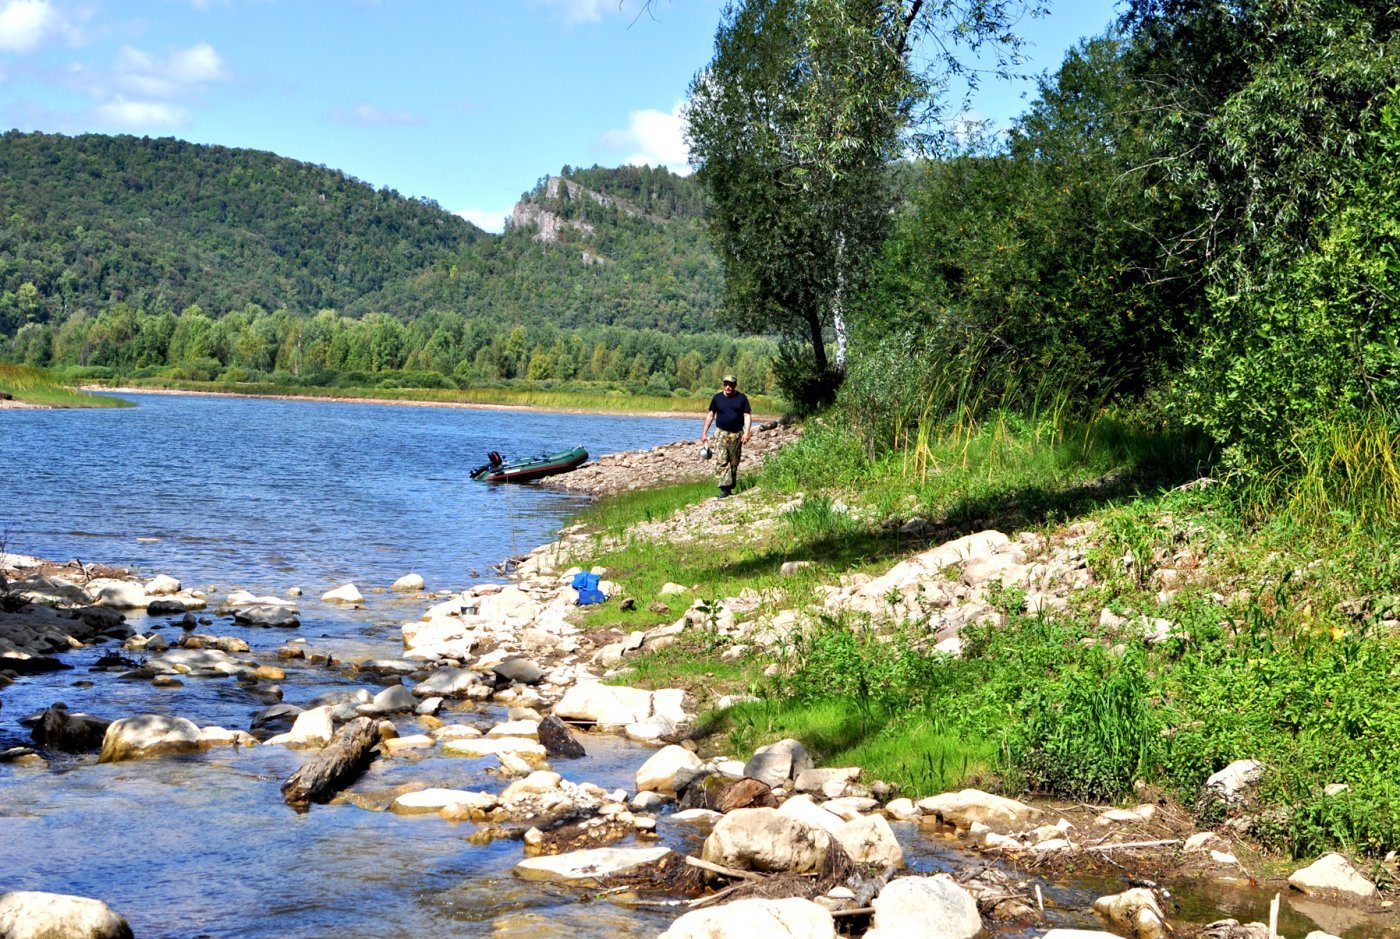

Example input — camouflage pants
[715,429,743,489]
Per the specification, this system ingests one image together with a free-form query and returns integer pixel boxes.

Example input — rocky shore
[0,453,1392,938]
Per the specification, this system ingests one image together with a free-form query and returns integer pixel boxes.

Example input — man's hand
[742,431,751,443]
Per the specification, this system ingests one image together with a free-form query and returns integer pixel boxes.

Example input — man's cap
[722,374,738,385]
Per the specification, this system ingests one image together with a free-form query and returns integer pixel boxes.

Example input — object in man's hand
[699,445,713,460]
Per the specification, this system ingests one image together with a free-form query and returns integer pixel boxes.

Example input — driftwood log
[280,716,381,809]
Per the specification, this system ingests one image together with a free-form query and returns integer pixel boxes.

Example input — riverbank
[86,380,784,421]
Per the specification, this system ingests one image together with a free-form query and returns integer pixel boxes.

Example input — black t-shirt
[709,391,752,433]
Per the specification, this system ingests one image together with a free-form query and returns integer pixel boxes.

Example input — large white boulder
[702,807,832,874]
[659,897,837,939]
[390,788,493,814]
[392,573,425,592]
[322,583,364,604]
[867,875,982,939]
[636,745,704,796]
[265,705,335,748]
[1092,887,1169,939]
[98,714,202,762]
[514,847,673,886]
[553,682,655,727]
[1205,759,1265,804]
[478,586,539,626]
[441,736,547,760]
[777,794,845,836]
[916,788,1042,831]
[144,574,182,596]
[1288,853,1378,901]
[833,813,904,868]
[743,738,811,787]
[88,578,149,609]
[0,891,133,939]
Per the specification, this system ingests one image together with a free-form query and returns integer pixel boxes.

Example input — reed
[0,364,128,408]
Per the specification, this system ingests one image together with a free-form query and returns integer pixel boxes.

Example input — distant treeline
[0,303,776,395]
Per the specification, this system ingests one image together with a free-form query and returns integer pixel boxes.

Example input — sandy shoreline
[89,385,742,421]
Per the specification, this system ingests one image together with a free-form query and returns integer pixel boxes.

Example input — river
[0,394,1386,938]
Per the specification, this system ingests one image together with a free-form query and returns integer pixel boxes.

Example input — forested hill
[0,132,721,334]
[372,164,722,332]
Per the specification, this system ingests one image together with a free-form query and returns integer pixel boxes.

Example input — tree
[685,0,1042,411]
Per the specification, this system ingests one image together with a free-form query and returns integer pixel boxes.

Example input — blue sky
[0,0,1121,232]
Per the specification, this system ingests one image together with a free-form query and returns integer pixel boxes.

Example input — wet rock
[88,578,148,609]
[915,788,1043,832]
[702,807,832,874]
[867,875,982,939]
[145,574,181,595]
[98,714,203,762]
[275,706,336,748]
[358,685,417,716]
[392,573,425,591]
[250,703,302,736]
[441,736,547,761]
[1092,887,1168,939]
[1288,852,1378,901]
[356,658,419,675]
[0,890,133,939]
[391,788,493,814]
[322,583,364,604]
[537,714,586,759]
[513,846,673,886]
[233,605,300,628]
[636,744,703,796]
[29,704,111,752]
[659,897,837,939]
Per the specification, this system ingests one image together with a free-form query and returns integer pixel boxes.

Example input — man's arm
[702,410,714,441]
[741,410,752,443]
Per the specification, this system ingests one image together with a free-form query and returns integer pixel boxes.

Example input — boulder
[391,788,492,814]
[392,573,425,592]
[1205,759,1265,804]
[1092,887,1169,939]
[777,794,846,836]
[0,891,133,939]
[659,897,837,939]
[1287,853,1378,901]
[794,766,861,798]
[867,875,981,939]
[145,574,182,595]
[536,714,586,759]
[833,813,904,868]
[412,666,488,699]
[358,685,417,715]
[636,745,704,796]
[88,579,148,609]
[267,705,334,748]
[441,736,547,760]
[553,682,655,726]
[716,777,778,813]
[514,846,673,886]
[98,714,203,762]
[322,583,364,604]
[743,738,811,787]
[702,807,832,874]
[232,605,300,628]
[492,657,545,685]
[915,788,1042,831]
[29,705,111,753]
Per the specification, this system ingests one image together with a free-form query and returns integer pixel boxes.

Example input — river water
[0,394,1387,938]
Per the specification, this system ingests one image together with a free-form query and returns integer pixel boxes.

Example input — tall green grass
[0,364,129,408]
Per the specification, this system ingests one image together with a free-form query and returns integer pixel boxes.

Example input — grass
[89,376,783,417]
[565,389,1400,858]
[0,364,130,408]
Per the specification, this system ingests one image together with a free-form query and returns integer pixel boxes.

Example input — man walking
[701,374,752,498]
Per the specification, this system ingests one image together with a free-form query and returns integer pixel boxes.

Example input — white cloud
[598,100,691,174]
[94,98,189,129]
[455,207,511,234]
[113,42,228,100]
[0,0,61,53]
[330,102,426,127]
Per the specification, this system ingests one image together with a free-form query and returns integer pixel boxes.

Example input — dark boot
[719,485,732,498]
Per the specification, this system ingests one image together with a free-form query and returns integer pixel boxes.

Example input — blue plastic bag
[571,571,604,605]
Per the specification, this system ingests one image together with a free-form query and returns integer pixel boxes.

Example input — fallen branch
[685,856,764,882]
[830,907,876,918]
[1084,839,1181,852]
[280,716,381,809]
